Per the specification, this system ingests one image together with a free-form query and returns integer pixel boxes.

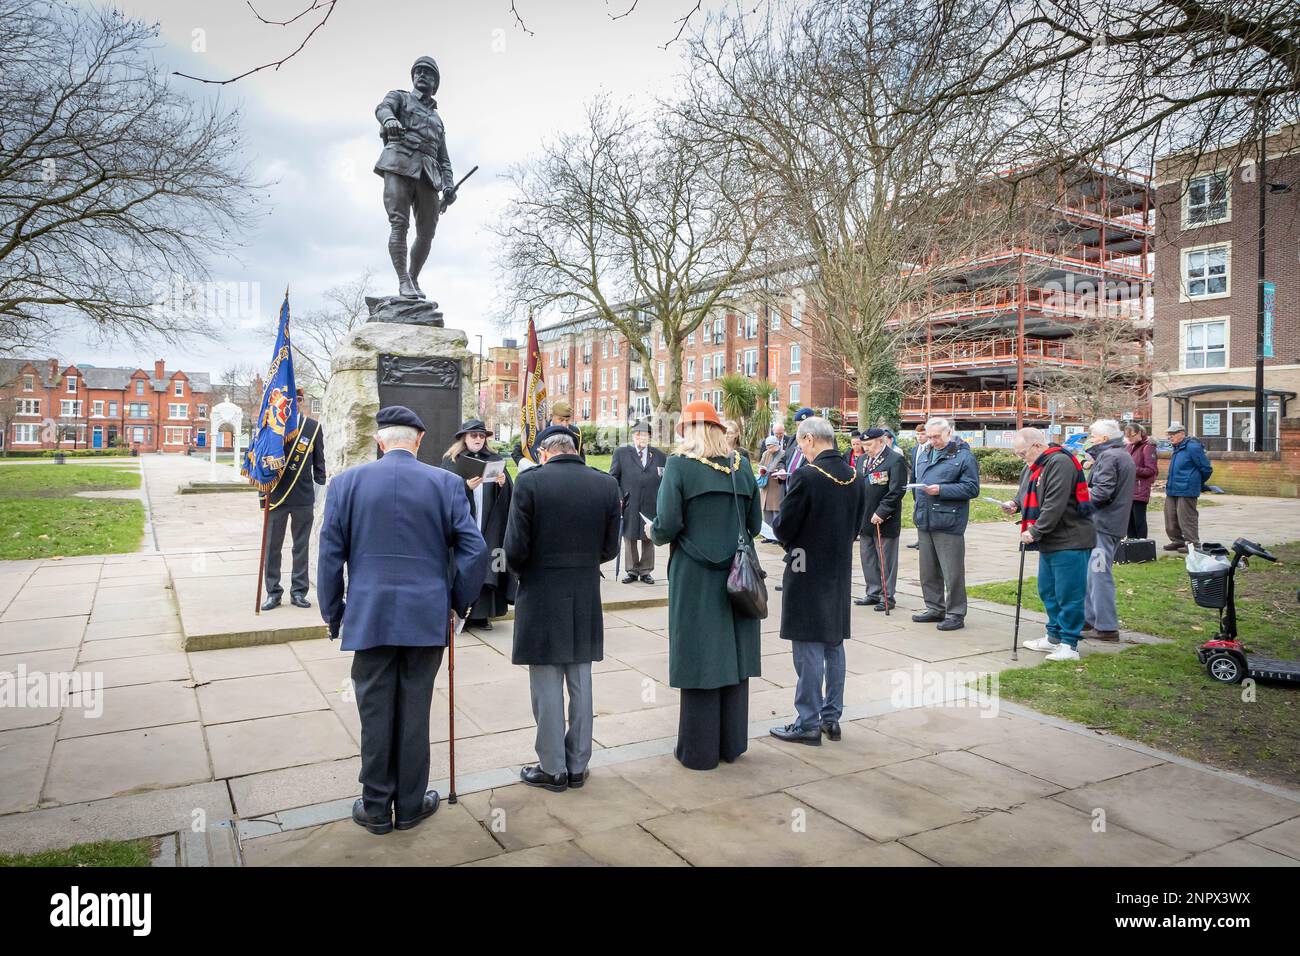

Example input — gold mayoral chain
[804,460,857,486]
[682,450,743,475]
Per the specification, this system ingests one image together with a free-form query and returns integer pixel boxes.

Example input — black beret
[535,424,579,448]
[849,429,862,439]
[794,406,815,422]
[864,427,887,439]
[376,405,426,432]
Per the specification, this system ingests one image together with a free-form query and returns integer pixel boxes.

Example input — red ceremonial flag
[519,311,548,465]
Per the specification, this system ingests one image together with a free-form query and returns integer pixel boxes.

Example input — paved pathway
[1,453,1298,864]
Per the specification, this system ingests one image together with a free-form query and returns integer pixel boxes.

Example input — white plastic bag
[1185,548,1230,574]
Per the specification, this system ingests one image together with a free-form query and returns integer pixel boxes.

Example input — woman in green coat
[650,401,763,771]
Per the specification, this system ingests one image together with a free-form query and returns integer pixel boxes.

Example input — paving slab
[592,704,681,749]
[76,633,183,662]
[865,706,1051,753]
[777,721,930,776]
[84,616,180,642]
[1054,762,1300,852]
[602,626,671,659]
[0,724,57,814]
[188,643,304,683]
[812,841,939,866]
[969,723,1166,789]
[0,781,233,855]
[75,653,191,688]
[644,792,876,867]
[1244,816,1300,860]
[89,598,177,624]
[0,615,86,653]
[26,564,103,587]
[876,749,1064,811]
[787,765,978,842]
[206,710,357,778]
[173,574,325,651]
[59,680,199,739]
[0,647,78,676]
[593,667,678,714]
[430,726,543,781]
[1174,841,1299,866]
[900,797,1186,866]
[196,671,328,725]
[242,801,501,867]
[463,840,600,866]
[573,824,689,866]
[44,722,212,805]
[227,757,363,819]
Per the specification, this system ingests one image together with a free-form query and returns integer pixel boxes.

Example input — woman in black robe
[439,419,516,629]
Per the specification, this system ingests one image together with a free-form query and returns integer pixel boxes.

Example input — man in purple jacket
[318,405,488,834]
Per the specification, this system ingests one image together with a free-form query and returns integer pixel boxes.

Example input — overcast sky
[58,0,724,375]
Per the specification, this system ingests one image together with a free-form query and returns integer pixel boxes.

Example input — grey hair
[924,417,952,436]
[796,416,835,443]
[377,425,419,445]
[540,433,577,454]
[1090,419,1123,440]
[1015,427,1048,447]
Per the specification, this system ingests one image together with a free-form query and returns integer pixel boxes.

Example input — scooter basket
[1188,568,1230,609]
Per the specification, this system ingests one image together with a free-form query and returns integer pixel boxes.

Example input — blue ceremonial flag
[243,292,301,493]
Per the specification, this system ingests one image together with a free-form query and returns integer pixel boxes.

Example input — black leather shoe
[854,596,880,606]
[912,611,944,623]
[873,601,897,612]
[621,574,638,584]
[906,542,920,549]
[468,618,492,631]
[640,574,655,585]
[290,594,311,609]
[936,617,965,631]
[520,765,568,792]
[567,770,588,789]
[261,596,281,611]
[774,584,783,592]
[821,721,841,741]
[395,790,440,831]
[351,799,392,835]
[769,723,822,746]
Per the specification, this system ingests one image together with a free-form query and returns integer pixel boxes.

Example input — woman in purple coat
[1123,423,1158,538]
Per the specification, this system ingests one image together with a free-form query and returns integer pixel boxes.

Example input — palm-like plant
[718,374,757,425]
[747,379,778,452]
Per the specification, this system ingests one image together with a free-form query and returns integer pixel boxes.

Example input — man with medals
[261,387,326,610]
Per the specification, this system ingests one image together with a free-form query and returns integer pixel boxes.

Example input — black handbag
[726,458,768,619]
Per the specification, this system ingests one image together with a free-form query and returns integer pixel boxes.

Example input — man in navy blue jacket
[911,417,980,630]
[317,405,488,834]
[1162,421,1213,553]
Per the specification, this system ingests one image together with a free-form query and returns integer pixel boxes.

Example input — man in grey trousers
[1083,419,1136,642]
[504,426,621,792]
[911,418,980,631]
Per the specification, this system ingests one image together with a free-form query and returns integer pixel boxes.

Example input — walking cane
[446,610,458,804]
[1011,542,1026,661]
[874,522,890,616]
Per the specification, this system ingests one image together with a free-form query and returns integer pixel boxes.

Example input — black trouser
[265,505,313,600]
[1127,500,1149,539]
[675,679,749,771]
[351,644,444,820]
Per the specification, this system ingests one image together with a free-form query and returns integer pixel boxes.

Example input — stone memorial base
[365,294,444,327]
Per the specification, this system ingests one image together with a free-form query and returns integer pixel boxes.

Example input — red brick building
[0,358,219,453]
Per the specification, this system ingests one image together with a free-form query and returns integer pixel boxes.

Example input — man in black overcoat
[770,416,866,746]
[609,420,667,584]
[854,427,907,611]
[261,388,327,610]
[504,425,621,792]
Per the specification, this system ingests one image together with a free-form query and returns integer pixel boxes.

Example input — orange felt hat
[677,400,723,434]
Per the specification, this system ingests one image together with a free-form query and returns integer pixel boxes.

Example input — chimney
[47,358,58,381]
[154,359,165,381]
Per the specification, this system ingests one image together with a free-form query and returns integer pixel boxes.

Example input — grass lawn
[970,542,1300,788]
[0,464,144,560]
[0,838,156,867]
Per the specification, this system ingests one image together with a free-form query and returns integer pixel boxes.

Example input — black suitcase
[1116,538,1156,564]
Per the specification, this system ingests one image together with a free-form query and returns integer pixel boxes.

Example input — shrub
[975,449,1023,482]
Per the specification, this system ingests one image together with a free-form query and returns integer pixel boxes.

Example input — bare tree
[1031,310,1154,424]
[278,271,373,386]
[681,0,1030,424]
[494,97,769,415]
[0,1,263,353]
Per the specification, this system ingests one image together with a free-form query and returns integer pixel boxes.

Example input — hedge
[0,449,134,459]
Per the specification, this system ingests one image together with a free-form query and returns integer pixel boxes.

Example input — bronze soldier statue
[375,56,457,300]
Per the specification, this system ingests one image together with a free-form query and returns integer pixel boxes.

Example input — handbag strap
[729,453,749,551]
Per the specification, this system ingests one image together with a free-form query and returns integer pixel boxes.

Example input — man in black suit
[262,388,326,610]
[504,425,621,792]
[854,427,907,610]
[609,420,667,584]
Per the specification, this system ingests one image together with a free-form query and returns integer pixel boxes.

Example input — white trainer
[1045,644,1081,661]
[1022,637,1056,652]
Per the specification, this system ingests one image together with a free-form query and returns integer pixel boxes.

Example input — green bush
[974,449,1023,482]
[1,448,132,458]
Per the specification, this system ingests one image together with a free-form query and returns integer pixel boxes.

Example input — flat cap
[376,405,426,432]
[536,424,580,448]
[630,420,652,434]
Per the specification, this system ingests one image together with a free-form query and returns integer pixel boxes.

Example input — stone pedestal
[323,321,476,476]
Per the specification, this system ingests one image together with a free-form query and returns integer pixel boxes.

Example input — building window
[687,358,695,382]
[612,397,618,417]
[744,349,758,376]
[736,352,743,374]
[701,356,712,382]
[745,312,758,339]
[790,382,801,403]
[66,375,78,393]
[1184,172,1229,227]
[14,423,41,444]
[1183,319,1226,370]
[711,390,723,412]
[601,369,608,389]
[687,330,696,346]
[60,399,82,417]
[610,369,618,391]
[791,306,802,328]
[132,427,145,443]
[582,398,591,419]
[173,380,184,396]
[602,339,609,359]
[129,403,149,418]
[168,403,187,419]
[611,339,619,357]
[164,426,190,445]
[1183,244,1229,299]
[770,309,780,332]
[712,318,725,345]
[17,399,39,415]
[197,404,208,418]
[713,353,725,380]
[502,383,511,400]
[601,398,607,417]
[790,344,802,372]
[687,390,695,404]
[92,400,104,417]
[657,362,665,386]
[22,374,33,391]
[135,380,144,395]
[108,401,117,417]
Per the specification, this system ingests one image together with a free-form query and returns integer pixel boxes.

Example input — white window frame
[16,398,39,415]
[686,390,695,404]
[168,403,187,419]
[135,380,144,395]
[1180,242,1231,302]
[610,368,618,391]
[1179,316,1229,373]
[173,380,184,396]
[770,309,781,332]
[601,369,608,389]
[129,403,150,419]
[164,426,191,445]
[790,344,802,373]
[687,358,695,383]
[745,312,758,339]
[13,423,41,444]
[1182,170,1231,229]
[687,330,696,346]
[790,382,801,404]
[744,348,758,376]
[22,374,34,392]
[66,375,77,393]
[108,401,118,417]
[60,399,82,417]
[657,362,665,386]
[791,306,802,328]
[713,354,725,379]
[92,400,104,417]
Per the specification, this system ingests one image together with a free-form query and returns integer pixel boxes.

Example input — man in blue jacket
[912,417,980,631]
[1162,421,1213,554]
[317,405,488,834]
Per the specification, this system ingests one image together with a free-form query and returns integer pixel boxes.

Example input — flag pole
[447,611,458,804]
[255,495,270,615]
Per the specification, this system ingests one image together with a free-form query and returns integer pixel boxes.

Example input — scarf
[1020,446,1091,533]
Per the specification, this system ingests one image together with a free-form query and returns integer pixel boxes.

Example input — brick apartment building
[532,290,841,435]
[1151,123,1300,450]
[0,358,221,453]
[474,341,521,439]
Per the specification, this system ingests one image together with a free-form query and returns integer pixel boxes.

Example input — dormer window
[174,380,184,396]
[66,375,78,393]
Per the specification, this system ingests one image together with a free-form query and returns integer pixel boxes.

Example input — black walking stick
[447,610,458,804]
[1011,542,1026,661]
[614,492,629,578]
[874,522,890,616]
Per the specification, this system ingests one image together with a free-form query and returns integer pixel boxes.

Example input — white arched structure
[210,398,244,482]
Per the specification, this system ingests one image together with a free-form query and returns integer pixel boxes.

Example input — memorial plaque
[376,354,462,467]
